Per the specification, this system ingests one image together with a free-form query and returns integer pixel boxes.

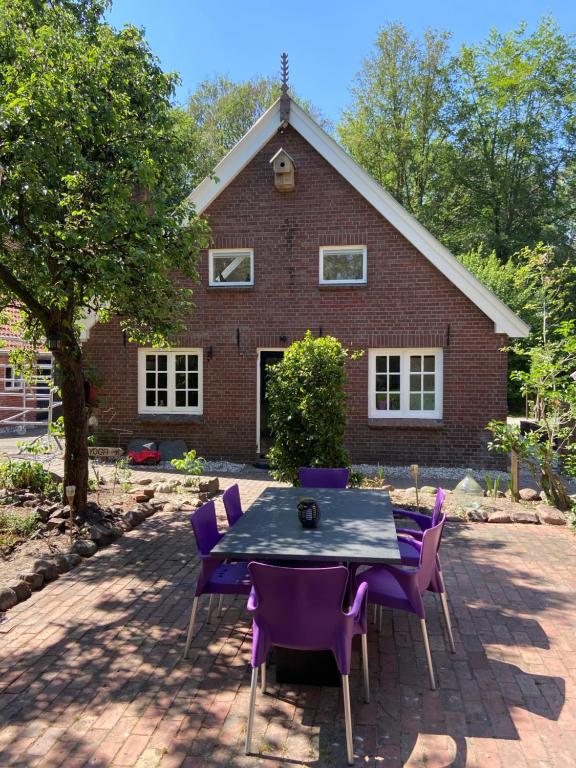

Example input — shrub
[0,460,58,495]
[170,449,205,476]
[266,331,354,484]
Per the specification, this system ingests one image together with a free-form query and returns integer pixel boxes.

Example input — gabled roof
[188,99,529,338]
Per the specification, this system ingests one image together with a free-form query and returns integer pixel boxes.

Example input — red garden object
[127,448,161,465]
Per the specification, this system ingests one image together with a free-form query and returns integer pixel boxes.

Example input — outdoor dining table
[211,486,402,685]
[211,486,402,565]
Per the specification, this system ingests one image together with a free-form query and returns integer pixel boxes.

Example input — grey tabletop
[211,487,401,564]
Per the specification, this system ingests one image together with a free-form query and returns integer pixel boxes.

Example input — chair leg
[245,666,259,755]
[438,572,456,653]
[342,674,354,765]
[207,594,214,623]
[378,605,383,632]
[420,618,436,690]
[361,633,370,703]
[260,662,267,693]
[183,596,199,659]
[217,594,224,618]
[372,604,377,624]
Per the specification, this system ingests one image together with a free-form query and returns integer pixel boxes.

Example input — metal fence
[0,337,61,431]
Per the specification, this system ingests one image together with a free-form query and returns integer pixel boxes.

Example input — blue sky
[106,0,576,123]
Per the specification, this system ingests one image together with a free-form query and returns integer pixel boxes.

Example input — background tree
[338,22,453,228]
[266,332,352,485]
[446,18,576,260]
[187,75,331,184]
[0,0,209,508]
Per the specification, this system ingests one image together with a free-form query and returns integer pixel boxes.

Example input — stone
[71,539,97,557]
[64,553,82,569]
[156,482,178,494]
[17,572,44,590]
[466,509,488,522]
[51,554,72,573]
[519,488,541,502]
[87,521,115,546]
[134,477,153,486]
[46,518,66,532]
[536,505,567,526]
[198,477,219,494]
[127,438,158,453]
[420,485,437,495]
[32,559,59,582]
[9,581,31,602]
[130,492,152,503]
[511,510,539,524]
[137,503,155,518]
[487,511,512,523]
[163,501,185,514]
[123,509,145,528]
[158,439,188,462]
[0,588,17,611]
[34,506,54,523]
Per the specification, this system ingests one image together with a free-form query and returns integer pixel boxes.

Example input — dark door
[259,351,284,458]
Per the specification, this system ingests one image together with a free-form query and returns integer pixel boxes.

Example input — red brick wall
[85,125,509,468]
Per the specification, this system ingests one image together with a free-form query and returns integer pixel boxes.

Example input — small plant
[348,470,364,488]
[171,449,205,478]
[0,460,59,495]
[112,457,132,495]
[0,509,41,547]
[484,473,502,499]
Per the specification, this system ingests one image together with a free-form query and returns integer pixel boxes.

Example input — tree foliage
[339,18,576,263]
[338,23,452,228]
[187,75,331,184]
[0,0,209,507]
[266,331,351,485]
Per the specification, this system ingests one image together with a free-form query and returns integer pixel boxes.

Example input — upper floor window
[368,349,443,419]
[209,249,254,286]
[138,349,203,414]
[319,246,367,285]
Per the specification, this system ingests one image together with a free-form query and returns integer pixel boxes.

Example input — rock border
[0,476,222,614]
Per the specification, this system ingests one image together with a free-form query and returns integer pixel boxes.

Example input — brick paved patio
[1,476,575,767]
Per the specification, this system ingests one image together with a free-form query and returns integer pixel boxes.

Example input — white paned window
[209,248,254,286]
[4,366,23,390]
[368,349,443,419]
[138,349,203,414]
[319,246,367,284]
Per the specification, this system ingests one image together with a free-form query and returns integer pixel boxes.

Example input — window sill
[368,418,444,430]
[137,414,203,423]
[318,283,367,290]
[207,285,254,290]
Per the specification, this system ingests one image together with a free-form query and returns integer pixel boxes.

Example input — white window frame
[368,348,443,419]
[319,245,367,285]
[209,248,254,287]
[138,348,203,415]
[4,365,23,390]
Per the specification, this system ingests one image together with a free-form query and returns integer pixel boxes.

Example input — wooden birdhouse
[270,148,295,192]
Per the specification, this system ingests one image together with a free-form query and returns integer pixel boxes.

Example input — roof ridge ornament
[280,52,290,123]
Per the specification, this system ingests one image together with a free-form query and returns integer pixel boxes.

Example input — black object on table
[211,486,401,687]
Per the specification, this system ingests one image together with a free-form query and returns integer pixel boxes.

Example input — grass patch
[0,509,41,547]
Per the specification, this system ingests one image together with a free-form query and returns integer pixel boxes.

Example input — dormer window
[209,249,254,286]
[319,246,367,285]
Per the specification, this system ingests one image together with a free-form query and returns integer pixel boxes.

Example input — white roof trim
[187,99,529,337]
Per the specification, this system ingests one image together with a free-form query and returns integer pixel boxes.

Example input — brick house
[84,95,528,468]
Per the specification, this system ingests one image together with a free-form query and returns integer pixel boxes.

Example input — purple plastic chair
[392,489,455,653]
[223,483,243,527]
[358,514,447,690]
[298,466,350,489]
[184,500,251,658]
[245,563,369,765]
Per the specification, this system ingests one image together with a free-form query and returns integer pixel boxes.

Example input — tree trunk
[540,464,572,511]
[53,344,89,510]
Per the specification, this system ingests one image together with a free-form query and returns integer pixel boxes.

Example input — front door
[257,350,284,459]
